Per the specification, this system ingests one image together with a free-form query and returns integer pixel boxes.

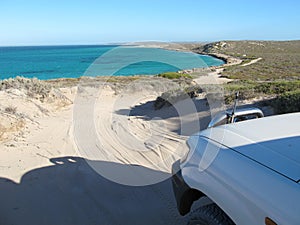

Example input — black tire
[187,203,235,225]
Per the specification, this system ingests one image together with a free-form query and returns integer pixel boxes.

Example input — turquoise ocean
[0,45,224,80]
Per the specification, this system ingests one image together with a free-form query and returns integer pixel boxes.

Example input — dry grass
[0,118,25,142]
[0,76,52,101]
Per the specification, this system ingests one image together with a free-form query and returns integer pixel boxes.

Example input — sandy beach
[0,51,243,225]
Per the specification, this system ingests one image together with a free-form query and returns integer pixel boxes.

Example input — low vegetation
[0,76,51,100]
[224,80,300,102]
[154,85,201,110]
[157,72,192,79]
[195,40,300,81]
[192,41,300,113]
[271,90,300,114]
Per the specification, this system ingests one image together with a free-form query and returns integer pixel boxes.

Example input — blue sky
[1,0,299,46]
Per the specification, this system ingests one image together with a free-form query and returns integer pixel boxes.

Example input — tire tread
[188,203,235,225]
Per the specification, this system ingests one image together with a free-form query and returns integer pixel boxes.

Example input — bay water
[0,45,224,80]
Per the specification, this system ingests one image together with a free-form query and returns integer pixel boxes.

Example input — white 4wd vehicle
[172,112,300,225]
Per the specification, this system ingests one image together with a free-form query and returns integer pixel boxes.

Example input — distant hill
[193,40,300,81]
[191,40,300,114]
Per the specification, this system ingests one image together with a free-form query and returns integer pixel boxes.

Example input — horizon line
[0,39,299,47]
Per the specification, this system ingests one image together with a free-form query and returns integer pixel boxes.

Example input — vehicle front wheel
[188,203,235,225]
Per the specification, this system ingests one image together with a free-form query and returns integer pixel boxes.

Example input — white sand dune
[0,81,198,224]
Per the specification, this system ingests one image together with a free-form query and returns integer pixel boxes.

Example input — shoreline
[133,42,242,80]
[0,42,241,83]
[134,42,242,65]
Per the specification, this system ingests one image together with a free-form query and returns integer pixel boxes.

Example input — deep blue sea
[0,45,224,80]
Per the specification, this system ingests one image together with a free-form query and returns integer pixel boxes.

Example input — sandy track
[241,57,262,67]
[72,84,192,183]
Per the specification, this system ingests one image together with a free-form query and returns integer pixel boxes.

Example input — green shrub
[157,72,192,79]
[224,80,300,105]
[271,90,300,114]
[154,84,201,110]
[254,81,300,95]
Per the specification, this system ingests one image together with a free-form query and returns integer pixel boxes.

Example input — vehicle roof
[197,112,300,182]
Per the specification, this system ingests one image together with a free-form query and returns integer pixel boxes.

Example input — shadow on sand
[115,98,213,135]
[0,156,186,225]
[115,97,274,136]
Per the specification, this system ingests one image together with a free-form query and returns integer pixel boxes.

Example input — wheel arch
[179,188,205,215]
